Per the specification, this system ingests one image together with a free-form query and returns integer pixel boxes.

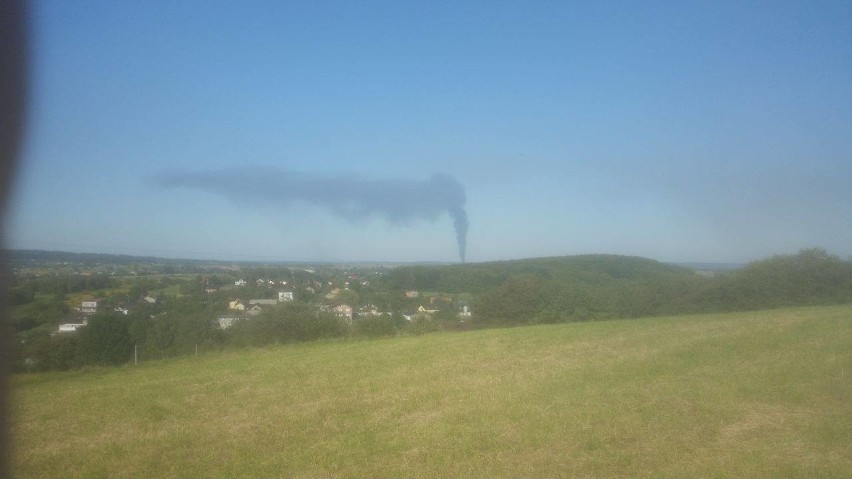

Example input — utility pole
[134,343,138,365]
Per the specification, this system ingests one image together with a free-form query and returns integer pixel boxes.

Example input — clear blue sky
[7,0,852,263]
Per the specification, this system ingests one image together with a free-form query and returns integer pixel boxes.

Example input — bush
[355,315,396,338]
[78,313,132,365]
[407,315,441,335]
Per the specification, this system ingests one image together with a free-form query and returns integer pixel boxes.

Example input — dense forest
[7,248,852,372]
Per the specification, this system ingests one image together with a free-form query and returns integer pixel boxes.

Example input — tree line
[12,300,425,372]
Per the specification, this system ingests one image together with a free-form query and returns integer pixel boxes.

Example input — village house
[333,304,353,321]
[58,323,86,333]
[405,290,419,298]
[234,279,247,287]
[229,300,245,311]
[81,300,98,316]
[247,305,263,316]
[143,295,156,304]
[417,305,439,315]
[278,291,294,302]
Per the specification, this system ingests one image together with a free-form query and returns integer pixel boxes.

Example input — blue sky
[7,0,852,263]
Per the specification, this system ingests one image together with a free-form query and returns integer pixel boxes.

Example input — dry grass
[11,305,852,477]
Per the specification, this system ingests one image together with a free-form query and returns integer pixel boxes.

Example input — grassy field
[11,305,852,478]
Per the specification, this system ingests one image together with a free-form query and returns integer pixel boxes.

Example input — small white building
[229,300,245,311]
[235,279,247,287]
[114,307,129,315]
[143,295,156,304]
[58,323,85,333]
[81,301,98,315]
[278,291,294,302]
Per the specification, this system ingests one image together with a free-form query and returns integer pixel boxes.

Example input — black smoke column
[158,168,471,263]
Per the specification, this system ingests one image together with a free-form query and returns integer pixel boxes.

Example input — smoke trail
[450,206,468,263]
[156,168,469,262]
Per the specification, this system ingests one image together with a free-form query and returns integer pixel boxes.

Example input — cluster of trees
[10,275,117,303]
[13,300,425,372]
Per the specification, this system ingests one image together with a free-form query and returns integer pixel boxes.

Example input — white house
[81,301,98,315]
[234,279,247,287]
[58,323,85,333]
[247,305,263,316]
[229,300,245,311]
[278,291,294,302]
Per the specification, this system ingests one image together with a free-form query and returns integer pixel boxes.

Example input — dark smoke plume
[156,168,469,262]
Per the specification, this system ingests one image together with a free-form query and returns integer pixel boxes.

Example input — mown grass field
[11,305,852,477]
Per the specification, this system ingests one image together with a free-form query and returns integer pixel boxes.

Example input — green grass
[11,305,852,478]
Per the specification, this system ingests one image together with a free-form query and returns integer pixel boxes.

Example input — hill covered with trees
[384,249,852,324]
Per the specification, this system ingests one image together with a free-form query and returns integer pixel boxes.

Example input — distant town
[8,250,476,370]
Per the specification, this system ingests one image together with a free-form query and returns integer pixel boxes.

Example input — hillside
[12,305,852,478]
[380,254,695,294]
[383,249,852,324]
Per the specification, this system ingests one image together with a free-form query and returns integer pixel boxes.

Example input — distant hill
[7,249,223,266]
[5,249,452,268]
[384,250,852,324]
[381,254,696,294]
